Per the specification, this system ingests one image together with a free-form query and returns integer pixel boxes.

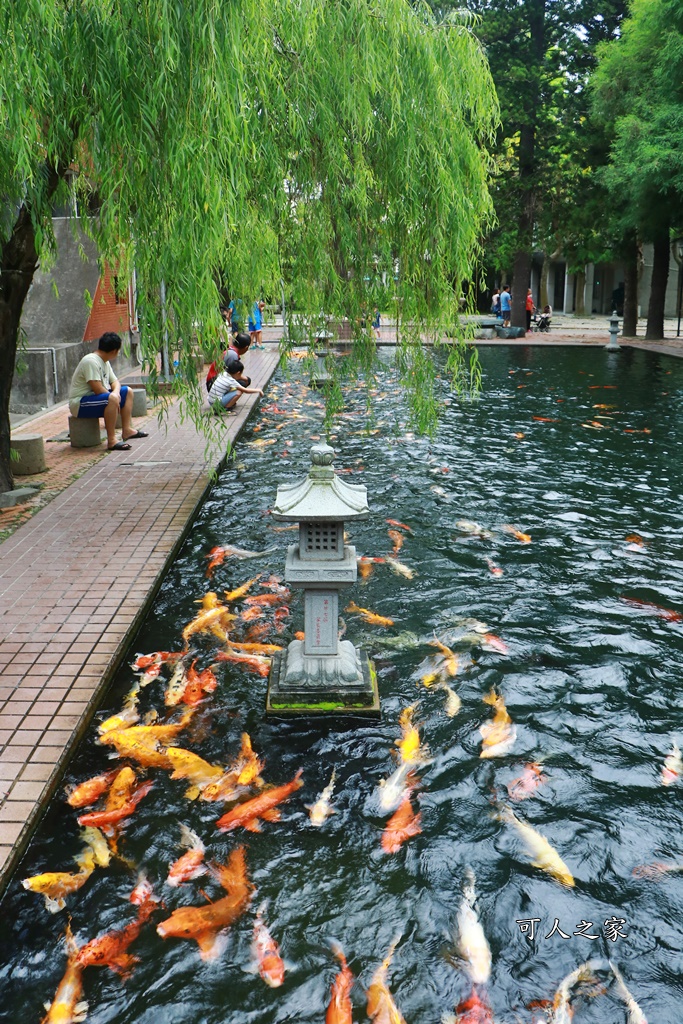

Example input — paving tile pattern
[0,346,280,892]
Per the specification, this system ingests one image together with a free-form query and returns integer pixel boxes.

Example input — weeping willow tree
[0,0,498,492]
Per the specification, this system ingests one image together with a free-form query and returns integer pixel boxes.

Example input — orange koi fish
[77,780,153,830]
[366,937,407,1024]
[345,601,394,628]
[386,519,412,533]
[224,576,260,602]
[156,847,253,960]
[480,689,516,759]
[74,877,159,976]
[167,824,207,887]
[621,597,683,622]
[251,904,285,987]
[244,622,272,641]
[625,534,646,547]
[182,661,217,707]
[241,606,266,622]
[215,648,271,677]
[42,925,87,1024]
[215,769,303,832]
[624,427,651,434]
[227,641,283,655]
[326,943,354,1024]
[507,763,547,802]
[532,416,559,423]
[387,529,404,555]
[443,988,494,1024]
[502,525,531,544]
[244,593,288,607]
[357,556,383,579]
[66,769,120,809]
[206,546,229,577]
[381,794,422,853]
[485,558,503,577]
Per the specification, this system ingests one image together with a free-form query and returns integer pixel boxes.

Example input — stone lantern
[309,331,334,388]
[266,443,379,716]
[605,309,621,351]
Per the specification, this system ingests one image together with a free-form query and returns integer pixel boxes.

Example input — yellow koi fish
[166,747,225,798]
[345,601,394,628]
[41,925,87,1023]
[429,638,459,677]
[395,706,429,765]
[498,804,575,888]
[366,936,407,1024]
[224,576,261,602]
[23,829,109,913]
[479,689,516,758]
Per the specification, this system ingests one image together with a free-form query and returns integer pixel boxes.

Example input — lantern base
[266,647,380,717]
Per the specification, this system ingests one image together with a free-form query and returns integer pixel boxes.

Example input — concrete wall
[11,218,135,415]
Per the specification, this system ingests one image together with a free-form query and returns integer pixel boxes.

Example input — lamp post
[266,443,380,717]
[605,309,621,351]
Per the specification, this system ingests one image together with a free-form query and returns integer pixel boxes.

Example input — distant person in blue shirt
[500,285,512,327]
[249,299,266,349]
[228,298,245,335]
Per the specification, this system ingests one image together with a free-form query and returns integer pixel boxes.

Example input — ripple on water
[2,346,683,1022]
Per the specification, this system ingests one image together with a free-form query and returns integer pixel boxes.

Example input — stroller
[533,305,552,333]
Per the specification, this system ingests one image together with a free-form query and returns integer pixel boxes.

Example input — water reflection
[1,346,682,1023]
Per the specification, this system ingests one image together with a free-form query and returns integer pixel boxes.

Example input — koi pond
[1,344,683,1024]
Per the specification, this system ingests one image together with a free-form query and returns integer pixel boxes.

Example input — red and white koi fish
[215,648,271,677]
[661,741,682,786]
[376,762,416,814]
[251,904,285,987]
[167,824,207,887]
[131,651,181,671]
[443,988,494,1024]
[386,519,412,533]
[480,633,509,655]
[485,558,503,577]
[326,942,354,1024]
[621,597,683,622]
[507,762,547,801]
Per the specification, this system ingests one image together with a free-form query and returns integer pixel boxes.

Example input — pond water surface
[1,345,682,1024]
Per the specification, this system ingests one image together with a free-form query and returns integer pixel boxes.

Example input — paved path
[0,345,280,893]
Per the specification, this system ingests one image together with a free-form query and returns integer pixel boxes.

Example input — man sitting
[68,331,147,451]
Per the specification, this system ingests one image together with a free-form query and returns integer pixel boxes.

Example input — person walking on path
[525,288,535,333]
[249,299,266,348]
[68,332,148,451]
[500,285,512,327]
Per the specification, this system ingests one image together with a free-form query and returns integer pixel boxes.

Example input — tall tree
[592,0,683,340]
[429,0,626,326]
[0,0,498,493]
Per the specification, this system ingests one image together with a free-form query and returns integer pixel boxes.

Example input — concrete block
[68,416,103,448]
[0,487,40,508]
[10,434,47,476]
[116,385,148,426]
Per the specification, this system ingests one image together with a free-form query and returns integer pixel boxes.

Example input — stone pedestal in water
[266,443,379,716]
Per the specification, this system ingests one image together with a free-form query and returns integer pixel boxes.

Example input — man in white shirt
[68,332,147,451]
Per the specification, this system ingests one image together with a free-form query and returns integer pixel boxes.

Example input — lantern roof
[271,444,369,522]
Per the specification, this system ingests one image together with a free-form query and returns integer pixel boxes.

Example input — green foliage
[0,0,499,473]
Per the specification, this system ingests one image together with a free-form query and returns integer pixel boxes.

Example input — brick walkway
[0,344,281,893]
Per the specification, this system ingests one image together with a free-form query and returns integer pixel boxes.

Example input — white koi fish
[306,769,337,826]
[549,959,604,1024]
[456,868,491,985]
[609,961,648,1024]
[498,804,575,888]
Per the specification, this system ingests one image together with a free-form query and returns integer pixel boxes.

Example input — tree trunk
[540,253,550,309]
[622,232,639,337]
[645,226,670,340]
[0,163,66,492]
[511,249,531,330]
[575,269,586,316]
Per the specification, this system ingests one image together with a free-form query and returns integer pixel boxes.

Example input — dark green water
[1,345,682,1023]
